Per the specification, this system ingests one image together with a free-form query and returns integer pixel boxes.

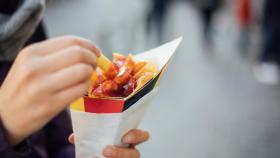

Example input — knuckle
[66,36,81,46]
[76,83,88,96]
[20,64,36,80]
[82,83,89,92]
[72,46,86,62]
[29,63,40,74]
[19,42,41,58]
[77,64,93,78]
[27,83,41,96]
[91,53,97,68]
[24,62,41,77]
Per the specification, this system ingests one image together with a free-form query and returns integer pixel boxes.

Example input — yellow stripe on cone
[70,97,84,111]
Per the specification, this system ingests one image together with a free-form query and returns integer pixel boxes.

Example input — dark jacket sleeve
[0,119,38,158]
[44,109,75,158]
[0,110,75,158]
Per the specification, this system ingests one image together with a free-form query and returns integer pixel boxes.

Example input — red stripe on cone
[84,97,125,113]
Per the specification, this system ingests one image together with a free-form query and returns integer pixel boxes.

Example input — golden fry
[97,54,112,72]
[133,62,157,79]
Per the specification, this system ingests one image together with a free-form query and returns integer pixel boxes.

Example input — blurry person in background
[196,0,222,47]
[253,0,280,85]
[146,0,171,44]
[235,0,252,54]
[147,0,222,47]
[0,0,149,158]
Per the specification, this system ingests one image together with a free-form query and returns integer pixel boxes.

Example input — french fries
[97,54,113,72]
[88,53,158,98]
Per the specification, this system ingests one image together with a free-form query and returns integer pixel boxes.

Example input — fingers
[53,80,90,112]
[44,63,93,92]
[68,134,74,144]
[27,36,101,57]
[43,46,97,73]
[122,129,150,145]
[101,129,149,158]
[103,145,140,158]
[68,135,142,158]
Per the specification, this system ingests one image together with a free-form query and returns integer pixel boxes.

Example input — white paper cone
[71,88,158,158]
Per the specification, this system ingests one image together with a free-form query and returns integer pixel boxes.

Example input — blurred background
[45,0,280,157]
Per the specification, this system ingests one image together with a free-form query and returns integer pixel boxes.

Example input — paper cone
[70,37,182,158]
[71,89,158,158]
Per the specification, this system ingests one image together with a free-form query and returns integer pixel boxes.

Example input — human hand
[68,129,150,158]
[0,36,101,145]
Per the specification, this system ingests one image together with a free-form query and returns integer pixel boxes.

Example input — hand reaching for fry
[0,36,100,145]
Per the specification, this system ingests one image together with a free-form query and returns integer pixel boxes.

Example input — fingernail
[103,146,117,157]
[124,135,134,143]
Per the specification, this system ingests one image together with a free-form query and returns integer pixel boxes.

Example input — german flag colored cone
[71,89,157,158]
[70,37,182,158]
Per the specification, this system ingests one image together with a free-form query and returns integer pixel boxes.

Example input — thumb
[68,134,75,144]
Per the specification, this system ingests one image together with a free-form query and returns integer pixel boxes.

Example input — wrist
[0,115,25,146]
[0,94,27,145]
[0,117,31,156]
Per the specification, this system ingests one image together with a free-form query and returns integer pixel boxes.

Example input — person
[196,0,222,46]
[0,1,149,158]
[146,0,171,43]
[235,0,252,54]
[253,0,280,85]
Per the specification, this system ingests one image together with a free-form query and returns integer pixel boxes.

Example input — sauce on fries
[88,53,157,98]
